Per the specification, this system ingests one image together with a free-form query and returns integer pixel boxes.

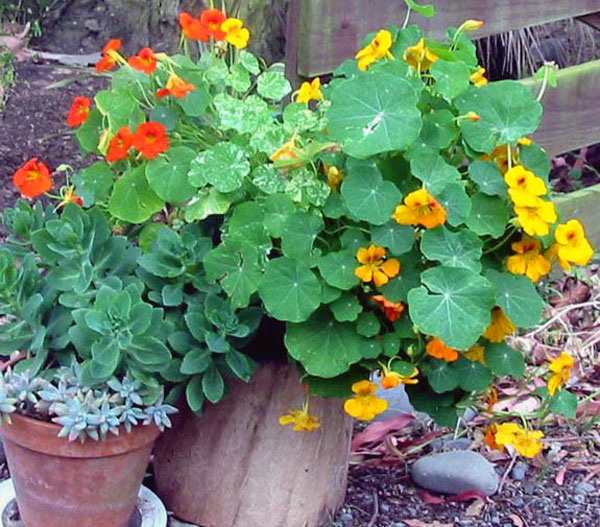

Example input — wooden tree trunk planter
[153,363,353,527]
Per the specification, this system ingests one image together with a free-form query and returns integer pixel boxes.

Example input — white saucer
[0,479,167,527]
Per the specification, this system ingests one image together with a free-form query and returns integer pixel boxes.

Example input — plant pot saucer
[0,479,167,527]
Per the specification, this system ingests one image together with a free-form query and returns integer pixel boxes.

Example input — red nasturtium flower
[106,126,134,162]
[128,47,158,74]
[132,122,169,160]
[96,39,123,73]
[371,295,405,322]
[67,96,92,128]
[156,73,195,99]
[201,9,227,41]
[13,158,53,198]
[179,12,210,41]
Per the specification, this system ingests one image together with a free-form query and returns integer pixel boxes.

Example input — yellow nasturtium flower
[547,220,594,271]
[514,198,557,237]
[547,352,575,396]
[278,400,321,432]
[506,237,552,282]
[470,66,488,87]
[270,135,299,163]
[354,244,400,287]
[464,345,485,364]
[392,188,447,229]
[493,422,544,458]
[296,77,324,104]
[484,307,516,342]
[504,165,548,205]
[324,165,344,192]
[221,18,250,49]
[344,380,388,421]
[355,29,395,71]
[403,38,439,71]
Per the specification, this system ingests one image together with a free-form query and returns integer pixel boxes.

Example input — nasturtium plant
[4,5,593,438]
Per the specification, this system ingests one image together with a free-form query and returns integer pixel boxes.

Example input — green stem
[482,225,517,255]
[401,8,412,29]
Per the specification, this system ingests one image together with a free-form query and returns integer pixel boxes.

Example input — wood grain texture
[293,0,600,76]
[554,183,600,249]
[153,363,353,527]
[525,59,600,156]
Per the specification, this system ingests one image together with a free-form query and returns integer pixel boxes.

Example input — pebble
[574,481,595,494]
[372,378,418,421]
[511,461,528,481]
[411,451,499,496]
[510,496,525,507]
[522,482,535,494]
[430,438,472,451]
[572,494,586,504]
[462,407,478,422]
[339,512,353,522]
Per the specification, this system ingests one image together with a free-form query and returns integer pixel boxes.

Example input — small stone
[430,438,472,451]
[411,451,499,496]
[574,481,595,494]
[523,482,535,494]
[84,19,100,32]
[339,512,353,522]
[510,496,525,507]
[572,494,585,504]
[511,461,528,481]
[462,407,478,422]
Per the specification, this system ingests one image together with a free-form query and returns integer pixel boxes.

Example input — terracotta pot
[154,363,353,527]
[0,413,160,527]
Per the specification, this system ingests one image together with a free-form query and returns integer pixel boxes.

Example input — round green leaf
[484,342,525,378]
[108,166,164,224]
[379,259,421,302]
[431,60,471,100]
[176,86,210,117]
[150,105,178,131]
[452,357,492,391]
[408,266,495,349]
[372,221,415,256]
[520,143,550,182]
[185,188,234,222]
[456,81,543,153]
[317,250,360,290]
[330,294,363,322]
[410,155,461,194]
[239,50,260,75]
[327,72,422,158]
[189,142,250,192]
[146,146,197,204]
[549,390,578,419]
[256,71,292,100]
[73,162,113,203]
[356,312,380,337]
[341,166,401,225]
[485,270,544,328]
[419,110,458,149]
[285,309,366,377]
[421,226,483,272]
[428,360,459,393]
[466,193,508,238]
[436,183,471,227]
[281,212,324,260]
[263,194,296,238]
[468,161,507,197]
[258,258,321,322]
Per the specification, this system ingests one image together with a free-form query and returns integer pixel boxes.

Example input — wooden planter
[153,363,353,527]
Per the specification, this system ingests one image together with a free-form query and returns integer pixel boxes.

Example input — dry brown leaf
[465,499,485,516]
[508,513,524,527]
[404,521,454,527]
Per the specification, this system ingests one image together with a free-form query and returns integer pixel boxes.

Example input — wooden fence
[285,0,600,247]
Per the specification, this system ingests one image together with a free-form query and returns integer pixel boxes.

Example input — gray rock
[371,375,417,421]
[511,461,528,481]
[510,496,525,507]
[572,494,586,504]
[411,451,499,496]
[430,437,472,451]
[461,407,478,423]
[575,481,595,494]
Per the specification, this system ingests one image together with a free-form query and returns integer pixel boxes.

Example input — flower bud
[466,111,481,122]
[462,20,484,31]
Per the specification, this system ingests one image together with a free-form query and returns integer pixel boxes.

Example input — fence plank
[554,184,600,250]
[294,0,600,77]
[525,59,600,156]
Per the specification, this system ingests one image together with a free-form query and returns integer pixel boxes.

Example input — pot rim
[0,412,160,459]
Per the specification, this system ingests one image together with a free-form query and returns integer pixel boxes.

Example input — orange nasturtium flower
[13,158,53,198]
[355,29,395,71]
[67,96,91,128]
[547,352,575,396]
[179,12,210,41]
[95,39,123,73]
[485,386,499,413]
[470,66,488,87]
[221,18,250,49]
[354,244,400,287]
[201,9,227,41]
[296,77,324,104]
[106,126,134,162]
[278,400,321,432]
[132,122,169,160]
[270,136,301,167]
[380,363,419,389]
[156,73,195,99]
[504,165,547,205]
[547,220,594,271]
[128,47,158,74]
[426,338,459,362]
[371,295,405,322]
[403,38,439,71]
[493,422,544,458]
[57,187,83,209]
[484,307,515,343]
[392,188,447,229]
[513,197,557,237]
[506,237,552,282]
[344,380,388,421]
